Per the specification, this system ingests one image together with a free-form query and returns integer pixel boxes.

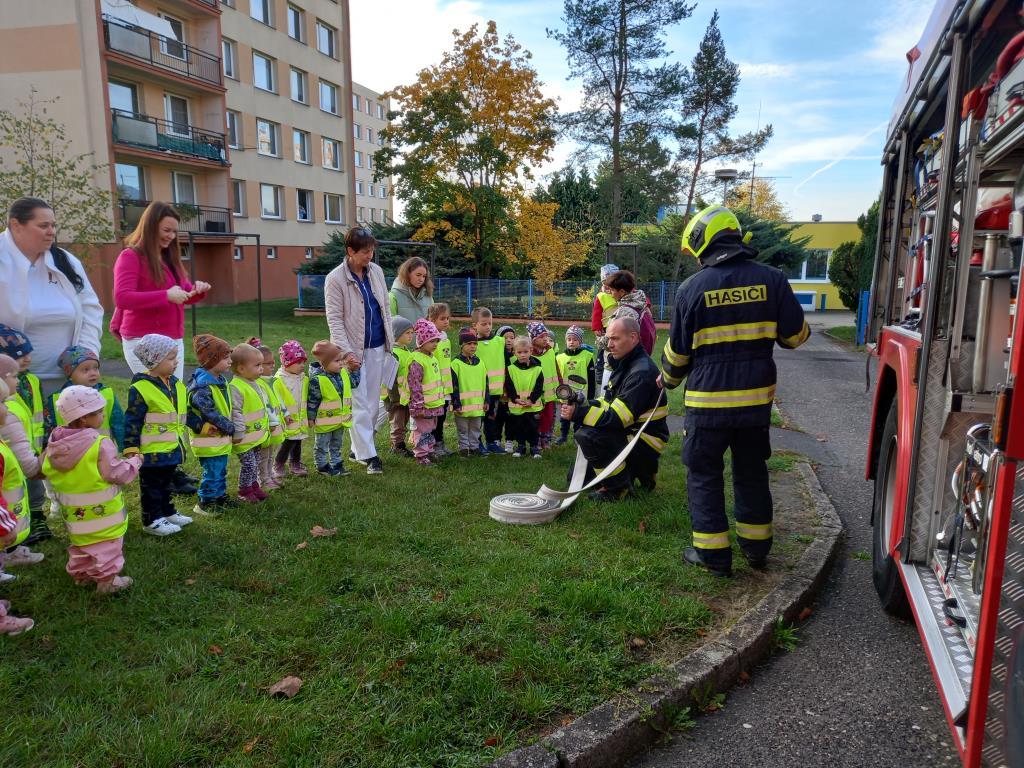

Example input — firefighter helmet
[681,205,744,261]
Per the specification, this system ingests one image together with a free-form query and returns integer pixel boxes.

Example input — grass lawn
[824,325,857,345]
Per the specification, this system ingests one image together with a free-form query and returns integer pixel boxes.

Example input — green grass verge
[1,372,806,767]
[825,325,857,344]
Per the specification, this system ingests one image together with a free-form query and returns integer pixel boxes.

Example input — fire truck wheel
[872,401,910,618]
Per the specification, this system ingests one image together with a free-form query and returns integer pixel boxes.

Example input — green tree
[735,208,811,273]
[595,123,681,225]
[533,165,603,276]
[624,214,696,280]
[375,22,556,277]
[0,90,114,256]
[674,11,772,278]
[829,198,880,309]
[548,0,695,243]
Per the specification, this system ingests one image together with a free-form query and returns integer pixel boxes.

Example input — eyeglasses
[351,227,372,237]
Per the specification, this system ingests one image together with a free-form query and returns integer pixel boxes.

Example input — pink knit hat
[56,385,107,424]
[278,339,307,367]
[413,319,442,348]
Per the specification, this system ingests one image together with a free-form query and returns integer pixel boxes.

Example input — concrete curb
[491,461,844,768]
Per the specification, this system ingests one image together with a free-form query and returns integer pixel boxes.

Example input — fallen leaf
[184,578,196,586]
[243,737,259,754]
[815,433,828,442]
[560,715,574,726]
[295,541,308,551]
[738,670,751,683]
[431,592,446,602]
[798,607,813,621]
[267,675,303,698]
[209,644,223,655]
[628,637,646,649]
[484,737,499,747]
[638,519,648,534]
[310,525,337,538]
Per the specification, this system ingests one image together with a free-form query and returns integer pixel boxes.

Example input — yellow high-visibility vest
[130,379,186,455]
[256,378,286,447]
[434,336,453,396]
[229,378,269,453]
[43,435,128,547]
[477,336,506,396]
[0,439,29,546]
[410,351,445,409]
[507,364,543,415]
[536,348,559,403]
[187,383,232,458]
[597,292,618,330]
[312,371,352,433]
[273,374,309,440]
[450,357,487,417]
[556,349,594,395]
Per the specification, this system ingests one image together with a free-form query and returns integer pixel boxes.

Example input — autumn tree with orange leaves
[374,22,557,277]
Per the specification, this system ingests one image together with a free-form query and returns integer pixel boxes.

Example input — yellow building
[785,220,861,311]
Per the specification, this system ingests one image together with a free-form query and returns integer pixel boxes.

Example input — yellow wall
[787,220,861,311]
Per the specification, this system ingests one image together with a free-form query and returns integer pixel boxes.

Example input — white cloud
[792,121,888,192]
[736,61,796,80]
[863,0,927,66]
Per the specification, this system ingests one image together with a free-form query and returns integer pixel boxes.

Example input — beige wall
[351,80,393,224]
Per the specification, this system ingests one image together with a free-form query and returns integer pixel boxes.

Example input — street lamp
[714,168,739,204]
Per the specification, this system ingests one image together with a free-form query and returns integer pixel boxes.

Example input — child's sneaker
[166,512,193,527]
[252,484,269,501]
[476,445,489,457]
[0,615,34,635]
[332,462,351,477]
[555,436,567,446]
[143,518,181,536]
[391,444,413,458]
[3,546,44,566]
[262,477,282,491]
[433,444,450,458]
[511,444,524,458]
[96,575,133,594]
[532,449,542,460]
[0,570,15,584]
[238,485,262,504]
[192,499,221,517]
[505,440,513,453]
[487,441,507,455]
[416,458,435,467]
[317,464,338,476]
[273,462,288,480]
[289,460,309,477]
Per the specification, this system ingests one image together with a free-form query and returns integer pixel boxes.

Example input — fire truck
[868,1,1024,764]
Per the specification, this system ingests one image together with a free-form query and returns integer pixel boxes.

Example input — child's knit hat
[600,263,620,281]
[133,334,177,370]
[527,321,548,339]
[413,319,442,348]
[0,355,18,381]
[0,324,32,360]
[458,327,478,346]
[495,324,515,338]
[56,385,107,424]
[311,340,343,366]
[278,340,307,367]
[193,334,231,370]
[58,345,99,377]
[392,316,414,341]
[566,325,584,343]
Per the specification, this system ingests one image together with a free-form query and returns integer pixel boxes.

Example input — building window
[353,123,361,140]
[305,247,313,260]
[297,189,313,221]
[164,94,190,137]
[367,155,373,170]
[222,39,237,79]
[366,127,373,144]
[378,133,385,147]
[377,103,385,119]
[226,110,241,148]
[319,80,339,115]
[287,4,305,42]
[231,179,246,217]
[290,68,308,103]
[356,206,365,222]
[356,180,364,195]
[293,129,310,164]
[354,150,362,168]
[316,20,337,58]
[266,246,277,259]
[366,99,373,115]
[250,0,271,25]
[321,137,341,170]
[804,249,830,281]
[115,163,145,200]
[324,193,343,223]
[352,93,360,112]
[159,14,185,60]
[233,246,242,260]
[379,185,387,199]
[108,80,138,114]
[370,208,377,223]
[260,184,282,218]
[253,52,276,92]
[256,118,279,156]
[172,172,196,205]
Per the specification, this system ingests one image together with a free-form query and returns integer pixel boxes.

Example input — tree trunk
[608,0,627,245]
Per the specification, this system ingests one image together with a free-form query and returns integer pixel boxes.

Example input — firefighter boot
[682,547,732,578]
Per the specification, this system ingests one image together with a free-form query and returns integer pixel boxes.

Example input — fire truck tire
[872,401,910,618]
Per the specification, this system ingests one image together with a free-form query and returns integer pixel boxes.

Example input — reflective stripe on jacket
[130,379,187,454]
[43,435,127,547]
[188,383,232,457]
[312,371,352,433]
[229,378,269,452]
[0,440,29,546]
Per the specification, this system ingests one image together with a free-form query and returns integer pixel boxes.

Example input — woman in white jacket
[0,197,103,396]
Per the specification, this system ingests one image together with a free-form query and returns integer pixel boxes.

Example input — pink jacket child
[42,386,142,594]
[0,481,32,635]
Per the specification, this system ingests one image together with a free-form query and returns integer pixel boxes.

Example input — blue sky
[350,0,928,223]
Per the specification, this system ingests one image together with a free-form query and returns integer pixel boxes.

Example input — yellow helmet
[681,205,744,261]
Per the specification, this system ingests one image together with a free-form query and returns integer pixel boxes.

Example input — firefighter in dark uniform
[561,316,670,501]
[661,205,810,577]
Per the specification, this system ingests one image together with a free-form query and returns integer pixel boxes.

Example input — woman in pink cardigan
[112,202,211,380]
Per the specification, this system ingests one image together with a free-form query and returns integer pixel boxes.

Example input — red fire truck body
[868,2,1024,765]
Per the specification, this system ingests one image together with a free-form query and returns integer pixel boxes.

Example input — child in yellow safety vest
[0,324,49,545]
[0,355,45,575]
[384,317,415,457]
[556,325,596,445]
[273,340,310,477]
[186,334,236,516]
[504,336,544,459]
[0,384,33,632]
[527,322,560,450]
[124,333,193,536]
[427,303,453,457]
[408,319,446,467]
[308,340,354,477]
[229,343,271,503]
[450,327,490,457]
[45,346,125,450]
[43,385,142,594]
[249,338,286,491]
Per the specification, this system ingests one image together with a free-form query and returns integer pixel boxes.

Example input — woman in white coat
[0,197,104,397]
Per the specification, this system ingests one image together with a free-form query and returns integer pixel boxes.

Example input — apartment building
[0,0,356,306]
[351,81,393,226]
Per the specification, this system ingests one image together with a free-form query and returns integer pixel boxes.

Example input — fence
[297,275,684,321]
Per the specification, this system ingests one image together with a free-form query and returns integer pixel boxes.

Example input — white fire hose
[488,395,665,524]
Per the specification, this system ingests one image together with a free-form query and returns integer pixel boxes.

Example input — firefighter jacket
[573,344,670,450]
[661,255,809,428]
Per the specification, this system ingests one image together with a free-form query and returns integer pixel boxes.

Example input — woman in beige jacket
[323,228,394,475]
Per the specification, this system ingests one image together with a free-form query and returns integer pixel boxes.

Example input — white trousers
[122,337,186,380]
[350,345,386,460]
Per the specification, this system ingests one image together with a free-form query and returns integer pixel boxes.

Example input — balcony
[102,16,221,87]
[111,109,226,164]
[119,199,232,236]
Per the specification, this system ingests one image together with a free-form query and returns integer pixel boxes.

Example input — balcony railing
[111,109,226,164]
[119,199,232,235]
[102,16,221,87]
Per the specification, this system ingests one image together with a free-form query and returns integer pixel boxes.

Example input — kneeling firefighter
[661,205,810,577]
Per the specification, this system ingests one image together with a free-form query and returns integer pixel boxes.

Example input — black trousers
[574,425,661,492]
[483,395,504,444]
[506,412,539,449]
[432,404,448,444]
[682,424,773,569]
[275,439,303,465]
[139,465,178,526]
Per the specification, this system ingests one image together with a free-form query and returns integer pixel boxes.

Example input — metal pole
[466,277,472,315]
[528,279,534,316]
[255,234,263,339]
[188,231,197,339]
[430,243,436,278]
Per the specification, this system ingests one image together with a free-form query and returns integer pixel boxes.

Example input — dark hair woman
[388,256,434,323]
[323,226,395,475]
[603,269,656,359]
[112,201,212,379]
[0,197,103,394]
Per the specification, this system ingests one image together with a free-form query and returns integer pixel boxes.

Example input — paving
[628,327,958,767]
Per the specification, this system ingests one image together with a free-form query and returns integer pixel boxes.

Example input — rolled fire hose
[489,393,666,525]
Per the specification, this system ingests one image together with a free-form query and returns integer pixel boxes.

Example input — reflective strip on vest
[684,385,775,409]
[66,508,127,536]
[54,485,121,506]
[692,321,778,349]
[190,434,232,449]
[3,486,24,504]
[693,530,731,549]
[736,522,773,541]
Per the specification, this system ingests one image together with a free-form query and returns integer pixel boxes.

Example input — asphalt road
[629,327,960,767]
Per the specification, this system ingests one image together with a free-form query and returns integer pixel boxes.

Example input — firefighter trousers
[682,424,773,569]
[575,425,661,492]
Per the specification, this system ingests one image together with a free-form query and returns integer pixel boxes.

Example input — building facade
[0,0,356,307]
[784,220,861,311]
[351,81,393,226]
